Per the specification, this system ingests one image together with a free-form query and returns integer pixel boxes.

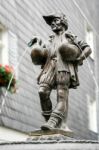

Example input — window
[8,31,18,78]
[85,23,95,59]
[0,23,18,78]
[87,94,97,132]
[0,24,9,65]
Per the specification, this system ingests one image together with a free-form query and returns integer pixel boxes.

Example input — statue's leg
[38,60,56,121]
[39,84,52,121]
[55,83,69,120]
[41,72,70,130]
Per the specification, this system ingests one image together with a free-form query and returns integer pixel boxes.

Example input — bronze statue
[29,13,92,130]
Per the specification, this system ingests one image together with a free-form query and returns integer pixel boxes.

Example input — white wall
[0,126,29,142]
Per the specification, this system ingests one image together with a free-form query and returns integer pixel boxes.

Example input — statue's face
[51,17,65,33]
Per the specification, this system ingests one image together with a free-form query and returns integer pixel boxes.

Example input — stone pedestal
[27,129,74,141]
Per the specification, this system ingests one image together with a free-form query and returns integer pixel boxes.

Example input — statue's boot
[41,112,64,130]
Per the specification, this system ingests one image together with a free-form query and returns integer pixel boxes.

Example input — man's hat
[43,13,61,25]
[43,13,68,29]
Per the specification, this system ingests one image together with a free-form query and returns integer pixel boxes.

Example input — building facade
[0,0,99,141]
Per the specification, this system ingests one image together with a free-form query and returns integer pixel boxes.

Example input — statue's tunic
[38,31,89,89]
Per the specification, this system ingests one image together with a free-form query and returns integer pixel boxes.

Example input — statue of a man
[30,13,92,130]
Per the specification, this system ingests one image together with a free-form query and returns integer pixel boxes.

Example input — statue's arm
[75,38,92,65]
[77,46,92,60]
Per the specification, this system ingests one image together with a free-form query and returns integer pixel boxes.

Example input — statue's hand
[28,36,42,47]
